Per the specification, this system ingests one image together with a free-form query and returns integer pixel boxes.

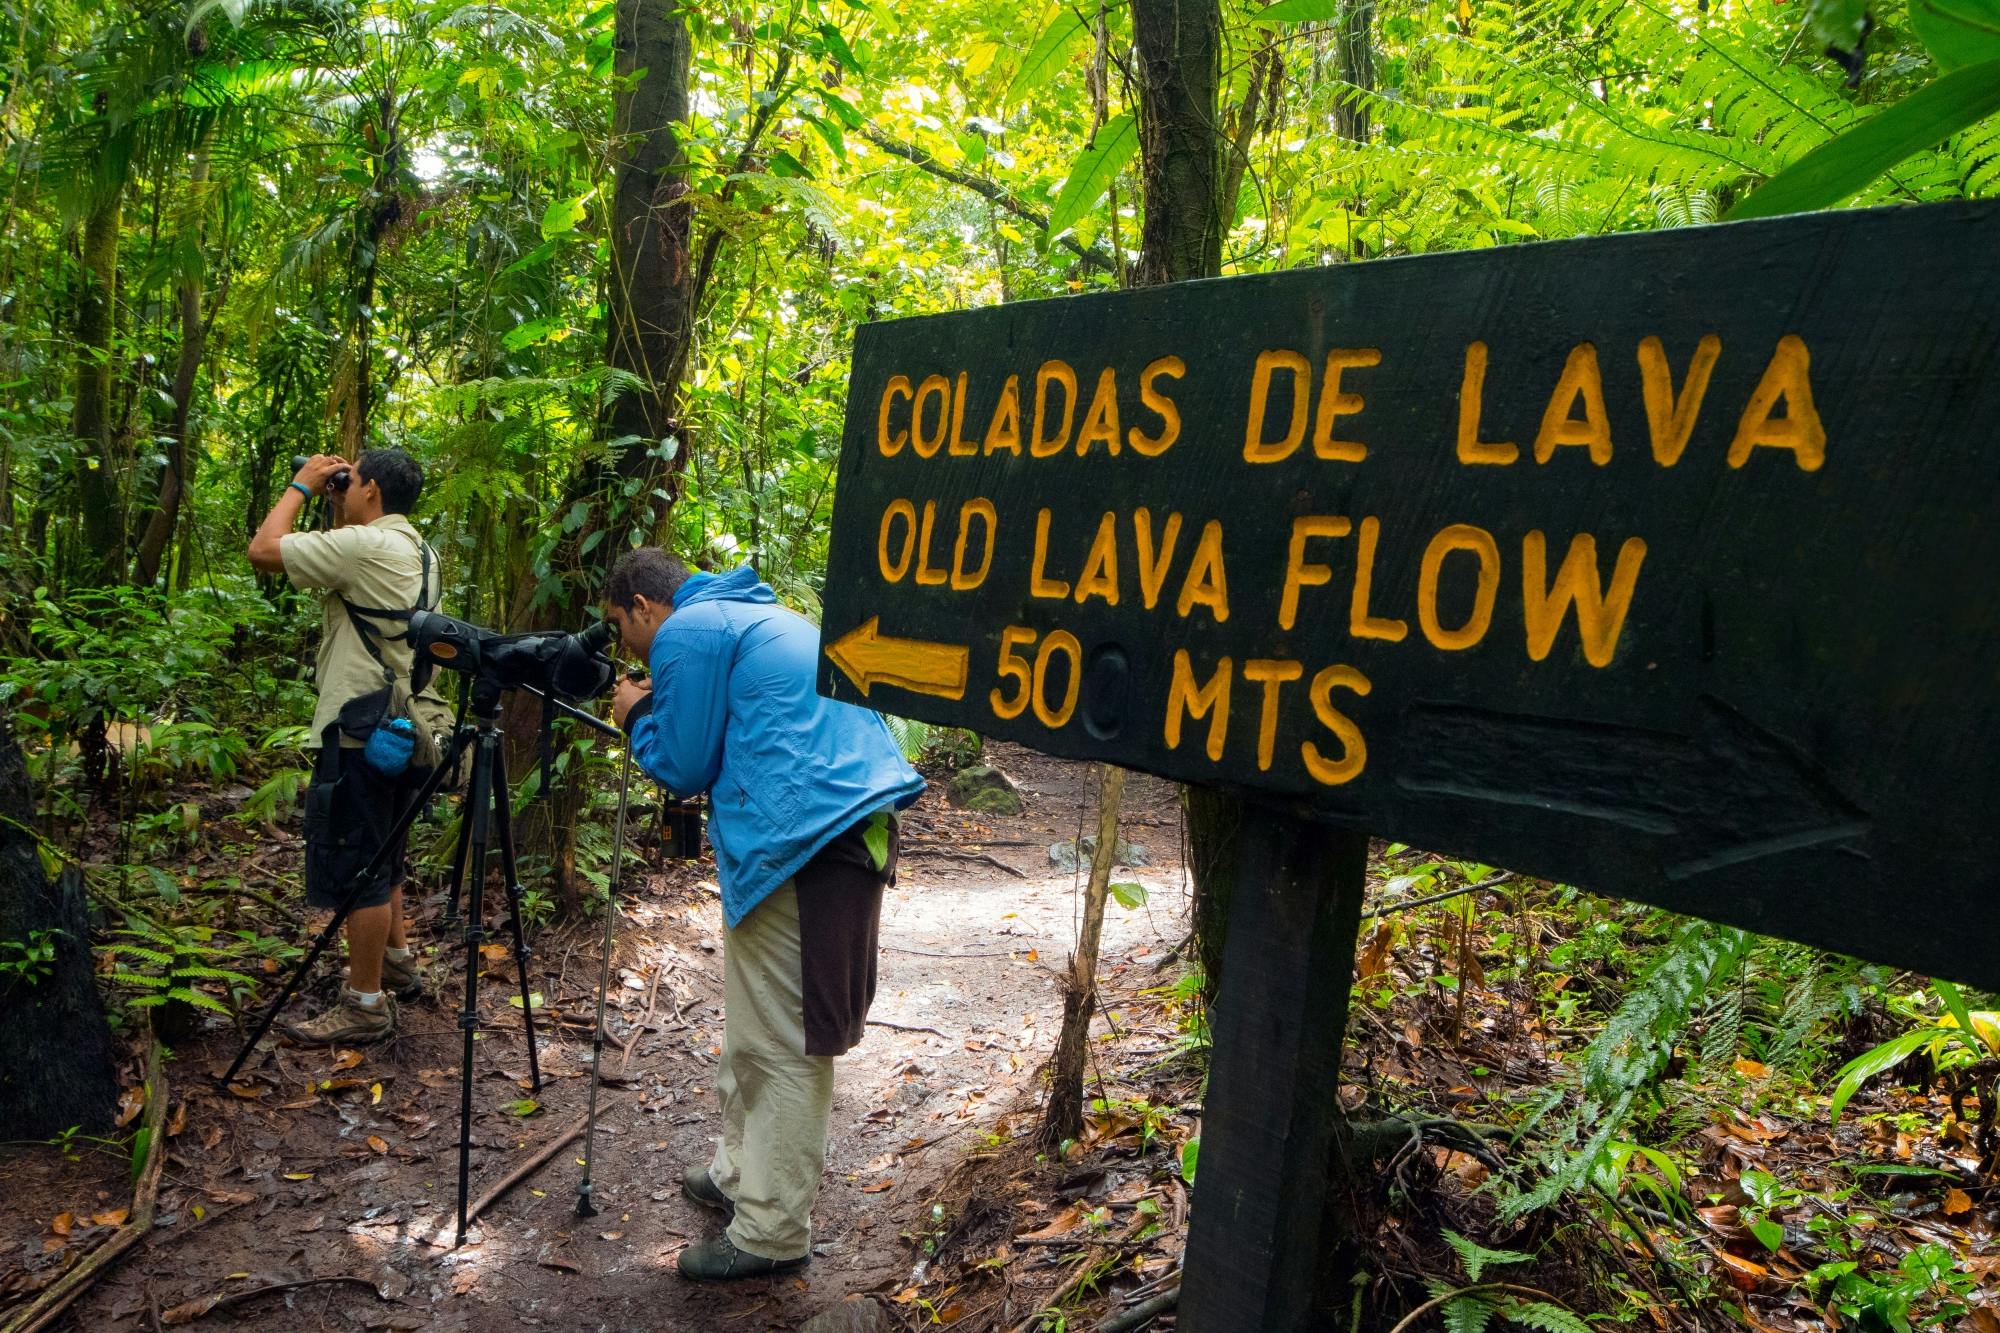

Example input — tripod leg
[443,790,471,928]
[222,738,468,1086]
[488,741,542,1093]
[455,729,497,1248]
[575,748,634,1219]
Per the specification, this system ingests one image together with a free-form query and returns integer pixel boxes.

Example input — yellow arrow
[825,617,969,701]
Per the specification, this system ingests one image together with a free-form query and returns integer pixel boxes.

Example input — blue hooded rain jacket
[624,567,926,927]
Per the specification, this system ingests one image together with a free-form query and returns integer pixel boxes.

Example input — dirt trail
[6,748,1184,1331]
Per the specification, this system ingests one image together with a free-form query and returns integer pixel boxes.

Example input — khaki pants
[707,881,834,1261]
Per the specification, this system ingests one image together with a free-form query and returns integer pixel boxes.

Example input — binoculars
[290,454,351,492]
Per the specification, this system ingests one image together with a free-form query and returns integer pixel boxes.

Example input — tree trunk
[1039,763,1128,1152]
[0,713,118,1138]
[1130,0,1234,999]
[500,0,693,916]
[1332,2,1374,145]
[603,0,693,459]
[1131,0,1223,289]
[132,145,212,588]
[73,189,124,585]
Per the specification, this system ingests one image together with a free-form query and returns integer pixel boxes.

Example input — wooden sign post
[818,199,2000,1330]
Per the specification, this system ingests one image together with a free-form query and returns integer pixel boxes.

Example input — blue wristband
[289,480,314,501]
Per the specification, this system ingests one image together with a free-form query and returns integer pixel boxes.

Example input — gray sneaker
[682,1165,734,1215]
[676,1233,807,1281]
[380,950,424,1001]
[284,990,396,1046]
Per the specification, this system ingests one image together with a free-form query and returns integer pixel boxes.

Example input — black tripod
[223,676,547,1246]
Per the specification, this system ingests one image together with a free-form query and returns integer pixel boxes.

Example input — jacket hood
[673,565,777,608]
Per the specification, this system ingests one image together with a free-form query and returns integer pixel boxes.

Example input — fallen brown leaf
[1943,1187,1973,1216]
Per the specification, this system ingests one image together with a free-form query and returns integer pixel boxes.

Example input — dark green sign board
[818,199,2000,991]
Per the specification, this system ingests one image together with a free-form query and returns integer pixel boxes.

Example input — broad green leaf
[1912,0,2000,70]
[1109,880,1148,910]
[1827,1027,1937,1121]
[1045,112,1138,239]
[1252,0,1342,23]
[540,191,595,240]
[1725,59,2000,220]
[1178,1136,1199,1184]
[1005,9,1087,107]
[1749,1216,1784,1251]
[502,317,565,352]
[130,1126,152,1183]
[1932,979,1978,1048]
[965,40,1001,80]
[819,23,864,74]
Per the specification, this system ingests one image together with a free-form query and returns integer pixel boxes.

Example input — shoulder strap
[339,533,436,687]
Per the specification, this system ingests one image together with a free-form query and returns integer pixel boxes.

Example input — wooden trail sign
[820,199,2000,992]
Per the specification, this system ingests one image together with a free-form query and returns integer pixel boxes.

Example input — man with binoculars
[248,448,443,1045]
[605,547,925,1281]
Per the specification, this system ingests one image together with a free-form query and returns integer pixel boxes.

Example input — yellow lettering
[1637,334,1720,467]
[951,498,997,591]
[1243,658,1303,772]
[1133,508,1183,610]
[1165,650,1233,761]
[1532,342,1613,465]
[1728,334,1826,471]
[914,501,948,586]
[1029,508,1071,600]
[1175,520,1230,623]
[877,499,917,582]
[1456,341,1518,465]
[1073,512,1120,606]
[990,626,1036,720]
[948,372,978,456]
[1128,356,1184,456]
[1075,367,1122,456]
[1522,531,1648,668]
[1348,516,1408,642]
[877,376,913,456]
[1301,665,1371,786]
[1032,360,1078,458]
[1313,348,1380,462]
[912,374,950,459]
[1032,630,1083,728]
[984,375,1023,456]
[1243,349,1311,463]
[1278,515,1351,631]
[1416,524,1499,651]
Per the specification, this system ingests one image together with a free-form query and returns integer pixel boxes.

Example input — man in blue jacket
[605,548,925,1281]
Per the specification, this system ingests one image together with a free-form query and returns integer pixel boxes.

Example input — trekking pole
[575,745,635,1218]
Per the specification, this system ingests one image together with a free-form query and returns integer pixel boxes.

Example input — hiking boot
[676,1233,807,1281]
[682,1166,734,1216]
[380,950,424,1001]
[284,989,395,1047]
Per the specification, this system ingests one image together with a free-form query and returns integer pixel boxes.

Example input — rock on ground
[946,763,1023,816]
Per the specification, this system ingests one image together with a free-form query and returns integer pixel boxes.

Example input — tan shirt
[279,514,440,746]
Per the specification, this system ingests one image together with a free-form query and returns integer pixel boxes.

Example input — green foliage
[0,928,65,987]
[1429,1231,1589,1333]
[1443,1230,1535,1283]
[106,919,258,1018]
[1501,920,1751,1219]
[1827,983,1999,1121]
[1727,59,2000,219]
[1046,113,1137,239]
